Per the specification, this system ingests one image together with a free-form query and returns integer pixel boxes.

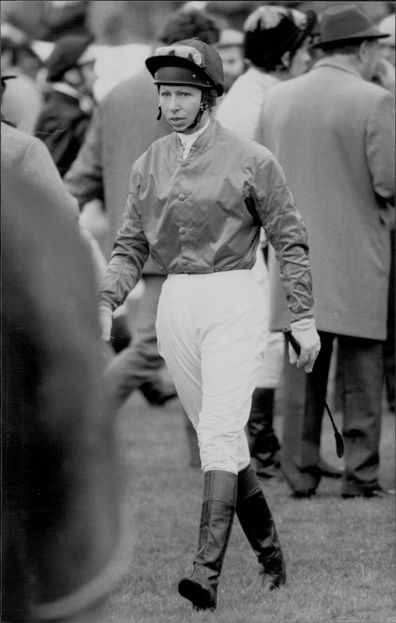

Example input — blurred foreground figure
[2,122,125,622]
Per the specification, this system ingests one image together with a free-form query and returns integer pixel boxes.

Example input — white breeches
[156,270,267,474]
[252,248,285,388]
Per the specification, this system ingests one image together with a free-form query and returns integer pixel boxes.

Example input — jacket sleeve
[64,107,105,208]
[99,166,149,310]
[251,152,314,322]
[366,91,395,205]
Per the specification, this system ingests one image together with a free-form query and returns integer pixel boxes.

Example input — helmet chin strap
[184,99,208,132]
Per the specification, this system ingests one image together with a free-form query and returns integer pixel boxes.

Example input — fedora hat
[312,4,389,49]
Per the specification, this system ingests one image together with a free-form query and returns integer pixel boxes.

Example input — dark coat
[35,88,92,177]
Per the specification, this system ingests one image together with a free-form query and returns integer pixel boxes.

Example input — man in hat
[256,3,395,498]
[373,11,395,418]
[34,34,96,177]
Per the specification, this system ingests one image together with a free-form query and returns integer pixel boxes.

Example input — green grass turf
[105,392,395,623]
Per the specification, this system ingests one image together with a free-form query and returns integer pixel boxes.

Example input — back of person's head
[45,34,93,82]
[157,8,220,46]
[243,5,317,72]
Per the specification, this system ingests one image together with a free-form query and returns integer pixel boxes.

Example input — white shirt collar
[177,118,210,159]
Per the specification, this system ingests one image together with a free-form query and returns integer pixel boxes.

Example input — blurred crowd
[1,1,395,621]
[1,2,395,123]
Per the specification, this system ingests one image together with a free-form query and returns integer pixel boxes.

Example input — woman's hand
[289,317,321,373]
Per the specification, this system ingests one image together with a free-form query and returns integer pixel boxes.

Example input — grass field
[104,391,396,623]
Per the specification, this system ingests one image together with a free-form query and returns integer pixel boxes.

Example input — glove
[289,317,321,373]
[98,306,113,342]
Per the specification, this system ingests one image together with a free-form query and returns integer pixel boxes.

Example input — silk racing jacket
[100,119,314,323]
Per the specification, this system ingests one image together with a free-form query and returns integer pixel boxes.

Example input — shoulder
[133,131,174,167]
[354,78,394,105]
[2,121,31,149]
[214,120,274,161]
[266,74,307,100]
[2,123,48,166]
[130,134,174,183]
[2,123,78,210]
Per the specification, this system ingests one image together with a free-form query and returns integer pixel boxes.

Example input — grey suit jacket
[257,57,395,339]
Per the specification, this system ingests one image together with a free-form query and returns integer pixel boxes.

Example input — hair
[157,84,218,118]
[320,41,366,56]
[257,56,288,72]
[201,87,218,109]
[156,83,218,106]
[157,9,220,45]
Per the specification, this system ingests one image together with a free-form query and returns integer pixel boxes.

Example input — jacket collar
[172,116,219,158]
[312,56,362,79]
[176,118,210,150]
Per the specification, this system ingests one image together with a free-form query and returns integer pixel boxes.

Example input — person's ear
[280,50,291,69]
[357,39,373,63]
[357,40,366,62]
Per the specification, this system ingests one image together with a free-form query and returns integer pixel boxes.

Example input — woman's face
[159,84,202,133]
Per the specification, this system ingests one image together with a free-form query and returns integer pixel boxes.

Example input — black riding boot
[178,470,237,611]
[248,388,280,478]
[236,464,286,591]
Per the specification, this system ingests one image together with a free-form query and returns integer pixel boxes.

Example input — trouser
[383,229,395,412]
[105,275,168,406]
[252,248,284,389]
[248,250,283,475]
[156,270,266,474]
[281,331,383,493]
